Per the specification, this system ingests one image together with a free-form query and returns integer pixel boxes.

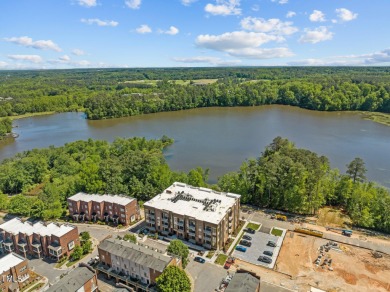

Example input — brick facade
[0,253,30,292]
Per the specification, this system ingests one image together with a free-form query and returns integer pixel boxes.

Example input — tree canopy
[156,266,191,292]
[167,239,189,268]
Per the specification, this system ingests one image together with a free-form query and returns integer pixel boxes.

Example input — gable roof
[99,238,173,272]
[46,267,95,292]
[225,273,260,292]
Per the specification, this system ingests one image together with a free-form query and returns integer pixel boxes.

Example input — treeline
[0,136,209,220]
[218,137,390,233]
[1,67,390,119]
[0,117,12,138]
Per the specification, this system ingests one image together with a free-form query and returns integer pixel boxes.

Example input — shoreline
[9,111,56,121]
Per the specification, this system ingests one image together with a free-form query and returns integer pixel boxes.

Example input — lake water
[1,106,389,187]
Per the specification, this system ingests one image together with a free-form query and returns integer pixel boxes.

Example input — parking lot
[186,259,228,292]
[232,228,284,269]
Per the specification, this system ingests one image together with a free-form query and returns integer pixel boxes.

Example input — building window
[68,241,75,250]
[109,211,112,215]
[69,207,73,211]
[97,211,100,214]
[97,206,100,209]
[121,214,125,218]
[109,206,112,209]
[68,202,72,206]
[120,208,125,212]
[20,266,27,272]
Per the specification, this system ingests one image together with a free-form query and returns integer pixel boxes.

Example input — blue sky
[1,0,389,69]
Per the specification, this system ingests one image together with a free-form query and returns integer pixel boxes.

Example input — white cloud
[159,26,179,35]
[251,5,259,12]
[288,48,390,66]
[77,0,96,7]
[81,18,118,27]
[271,0,288,4]
[204,0,241,16]
[136,24,152,34]
[72,49,85,56]
[335,8,358,22]
[8,54,43,63]
[59,55,71,61]
[173,56,241,66]
[240,17,298,35]
[125,0,141,9]
[309,10,326,22]
[0,61,8,68]
[196,31,292,59]
[4,36,62,52]
[181,0,197,6]
[286,11,296,18]
[299,27,333,44]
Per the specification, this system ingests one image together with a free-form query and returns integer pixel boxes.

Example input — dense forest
[0,136,209,220]
[218,137,390,233]
[0,117,12,138]
[0,67,390,120]
[0,136,389,233]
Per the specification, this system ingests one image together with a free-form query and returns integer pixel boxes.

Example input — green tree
[71,245,83,261]
[0,192,9,210]
[8,195,32,216]
[167,240,189,268]
[156,266,190,292]
[346,157,367,183]
[82,240,92,254]
[80,231,91,242]
[123,234,137,244]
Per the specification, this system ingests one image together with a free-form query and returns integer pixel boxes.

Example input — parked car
[224,257,235,269]
[267,241,277,247]
[240,240,252,247]
[258,256,272,264]
[235,245,247,252]
[245,228,256,234]
[87,258,95,265]
[263,250,273,257]
[242,235,252,241]
[194,256,206,263]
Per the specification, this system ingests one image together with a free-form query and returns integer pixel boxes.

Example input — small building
[46,266,98,292]
[0,252,31,292]
[0,218,79,261]
[96,238,181,291]
[67,193,140,226]
[144,182,241,250]
[225,272,260,292]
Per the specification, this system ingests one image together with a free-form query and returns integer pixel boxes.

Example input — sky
[1,0,390,69]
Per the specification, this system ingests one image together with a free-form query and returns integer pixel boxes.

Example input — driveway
[29,257,66,284]
[186,259,228,292]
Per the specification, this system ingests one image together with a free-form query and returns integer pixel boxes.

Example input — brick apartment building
[46,266,98,292]
[0,252,31,292]
[96,238,181,291]
[0,218,79,261]
[67,193,140,226]
[144,182,241,250]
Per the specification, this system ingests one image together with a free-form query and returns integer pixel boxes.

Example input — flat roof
[46,267,95,292]
[0,253,26,274]
[0,217,76,237]
[68,192,135,205]
[225,273,260,292]
[144,182,240,224]
[99,238,173,272]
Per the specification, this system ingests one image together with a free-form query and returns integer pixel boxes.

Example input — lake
[1,105,389,187]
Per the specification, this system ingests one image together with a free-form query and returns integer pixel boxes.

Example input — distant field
[120,79,218,86]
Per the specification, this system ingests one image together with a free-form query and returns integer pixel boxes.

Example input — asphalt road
[186,259,228,292]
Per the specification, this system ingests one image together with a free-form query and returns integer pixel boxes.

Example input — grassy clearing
[246,222,260,231]
[316,207,352,228]
[9,111,56,120]
[271,228,283,237]
[362,111,390,127]
[191,79,218,85]
[214,254,228,265]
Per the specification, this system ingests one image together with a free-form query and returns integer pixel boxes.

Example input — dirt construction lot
[276,232,390,292]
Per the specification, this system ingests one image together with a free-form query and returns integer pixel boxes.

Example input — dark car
[267,241,277,247]
[263,250,273,257]
[194,256,205,263]
[258,256,272,264]
[87,258,95,265]
[242,235,252,241]
[240,240,252,247]
[245,228,256,234]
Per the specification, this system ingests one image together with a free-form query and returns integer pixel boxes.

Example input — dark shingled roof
[99,238,173,272]
[46,267,95,292]
[225,273,260,292]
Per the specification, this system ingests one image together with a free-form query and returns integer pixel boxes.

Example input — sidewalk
[226,221,249,255]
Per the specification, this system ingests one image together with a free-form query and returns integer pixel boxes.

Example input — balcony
[32,243,42,254]
[3,241,14,252]
[17,241,28,253]
[229,215,233,221]
[162,217,169,223]
[188,230,195,237]
[203,243,212,249]
[177,221,184,227]
[162,221,169,227]
[204,229,212,235]
[189,225,196,232]
[48,244,63,258]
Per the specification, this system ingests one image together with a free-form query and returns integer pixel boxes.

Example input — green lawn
[206,250,215,259]
[271,228,283,236]
[246,222,260,231]
[214,254,228,266]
